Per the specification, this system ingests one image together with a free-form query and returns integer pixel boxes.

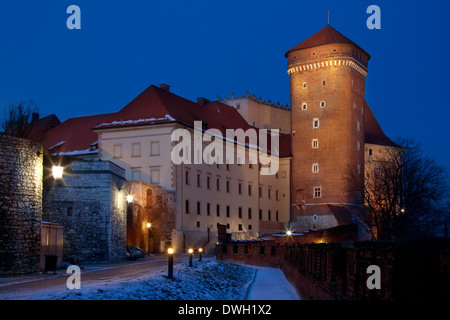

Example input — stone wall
[0,134,43,275]
[127,181,176,253]
[42,158,127,264]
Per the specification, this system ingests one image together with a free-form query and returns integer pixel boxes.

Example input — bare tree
[348,138,449,240]
[2,101,39,138]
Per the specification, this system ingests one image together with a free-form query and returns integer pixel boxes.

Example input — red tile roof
[26,114,61,142]
[364,101,398,147]
[284,25,370,58]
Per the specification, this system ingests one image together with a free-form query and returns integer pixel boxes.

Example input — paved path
[0,254,186,300]
[246,266,301,300]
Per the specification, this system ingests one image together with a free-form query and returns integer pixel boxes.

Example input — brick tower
[285,25,370,231]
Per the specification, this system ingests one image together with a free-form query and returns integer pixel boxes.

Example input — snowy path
[246,266,301,300]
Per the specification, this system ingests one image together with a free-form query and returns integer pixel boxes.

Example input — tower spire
[328,8,330,25]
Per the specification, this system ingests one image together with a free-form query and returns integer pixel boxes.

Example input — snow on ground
[39,259,256,300]
[21,259,300,300]
[246,266,301,300]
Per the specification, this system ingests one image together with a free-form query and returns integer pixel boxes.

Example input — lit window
[313,187,322,198]
[312,163,319,173]
[313,118,319,128]
[312,139,319,149]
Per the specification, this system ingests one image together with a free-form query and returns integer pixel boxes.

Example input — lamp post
[198,248,203,261]
[188,248,193,267]
[167,248,174,279]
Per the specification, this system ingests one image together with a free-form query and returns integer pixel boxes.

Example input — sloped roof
[284,25,370,58]
[33,85,292,157]
[364,101,398,147]
[328,205,353,225]
[26,114,61,142]
[40,113,115,155]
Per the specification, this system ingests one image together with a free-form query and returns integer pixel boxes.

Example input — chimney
[159,84,170,92]
[196,97,210,106]
[32,112,39,122]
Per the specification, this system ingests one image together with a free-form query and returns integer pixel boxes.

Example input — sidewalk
[246,266,301,300]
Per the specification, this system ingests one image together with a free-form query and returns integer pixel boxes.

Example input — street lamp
[198,248,203,261]
[52,166,63,179]
[146,222,151,229]
[126,195,133,203]
[167,248,174,279]
[188,248,193,267]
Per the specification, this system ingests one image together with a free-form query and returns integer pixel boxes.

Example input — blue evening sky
[0,0,449,170]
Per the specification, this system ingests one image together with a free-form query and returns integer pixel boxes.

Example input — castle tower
[285,25,370,231]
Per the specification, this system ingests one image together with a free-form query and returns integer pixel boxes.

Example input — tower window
[320,101,326,108]
[312,163,319,173]
[312,139,319,149]
[303,82,307,89]
[323,80,326,85]
[313,215,317,221]
[302,103,307,110]
[313,118,319,128]
[369,149,373,156]
[313,187,322,198]
[197,201,201,214]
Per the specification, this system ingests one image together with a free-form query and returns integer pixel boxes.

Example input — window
[313,187,322,198]
[226,205,230,217]
[216,178,220,191]
[369,149,373,156]
[132,143,141,157]
[226,164,230,171]
[323,80,326,85]
[197,202,201,215]
[238,183,242,194]
[113,144,122,158]
[207,176,211,189]
[248,225,252,230]
[302,103,307,111]
[357,141,361,151]
[248,184,252,196]
[197,173,201,187]
[196,221,200,228]
[236,104,241,109]
[259,186,263,198]
[150,168,160,184]
[259,209,262,220]
[276,211,279,221]
[313,118,319,128]
[268,210,271,221]
[67,207,73,217]
[320,101,326,108]
[150,141,160,156]
[303,82,307,89]
[312,139,319,149]
[357,121,360,132]
[185,200,190,213]
[268,188,271,199]
[238,207,242,218]
[131,169,141,181]
[216,204,220,217]
[185,171,190,185]
[207,203,210,215]
[276,190,279,200]
[312,163,319,173]
[313,214,317,221]
[226,180,230,193]
[248,208,252,219]
[226,223,230,229]
[238,224,243,231]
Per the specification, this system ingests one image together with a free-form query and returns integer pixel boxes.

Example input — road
[0,254,187,300]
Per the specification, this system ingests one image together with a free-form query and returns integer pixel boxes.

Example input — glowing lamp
[199,248,203,253]
[168,248,174,254]
[188,248,193,254]
[126,195,133,203]
[146,222,151,229]
[286,230,292,236]
[52,166,63,179]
